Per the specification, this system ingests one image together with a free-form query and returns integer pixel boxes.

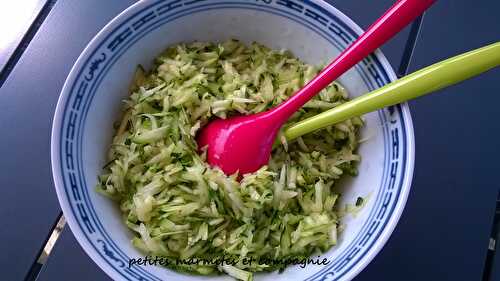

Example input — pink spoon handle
[269,0,436,122]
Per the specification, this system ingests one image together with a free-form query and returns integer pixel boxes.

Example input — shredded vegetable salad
[96,40,363,281]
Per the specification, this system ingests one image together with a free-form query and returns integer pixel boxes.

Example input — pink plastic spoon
[197,0,436,176]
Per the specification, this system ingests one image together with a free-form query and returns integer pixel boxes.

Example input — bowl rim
[51,0,415,280]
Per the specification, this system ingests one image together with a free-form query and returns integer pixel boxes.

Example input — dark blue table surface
[0,1,499,281]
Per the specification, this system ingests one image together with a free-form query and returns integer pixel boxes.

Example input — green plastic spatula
[285,42,500,141]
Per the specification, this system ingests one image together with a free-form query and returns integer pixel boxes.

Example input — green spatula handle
[284,41,500,141]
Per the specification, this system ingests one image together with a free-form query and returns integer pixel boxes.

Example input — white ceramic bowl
[51,1,415,280]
